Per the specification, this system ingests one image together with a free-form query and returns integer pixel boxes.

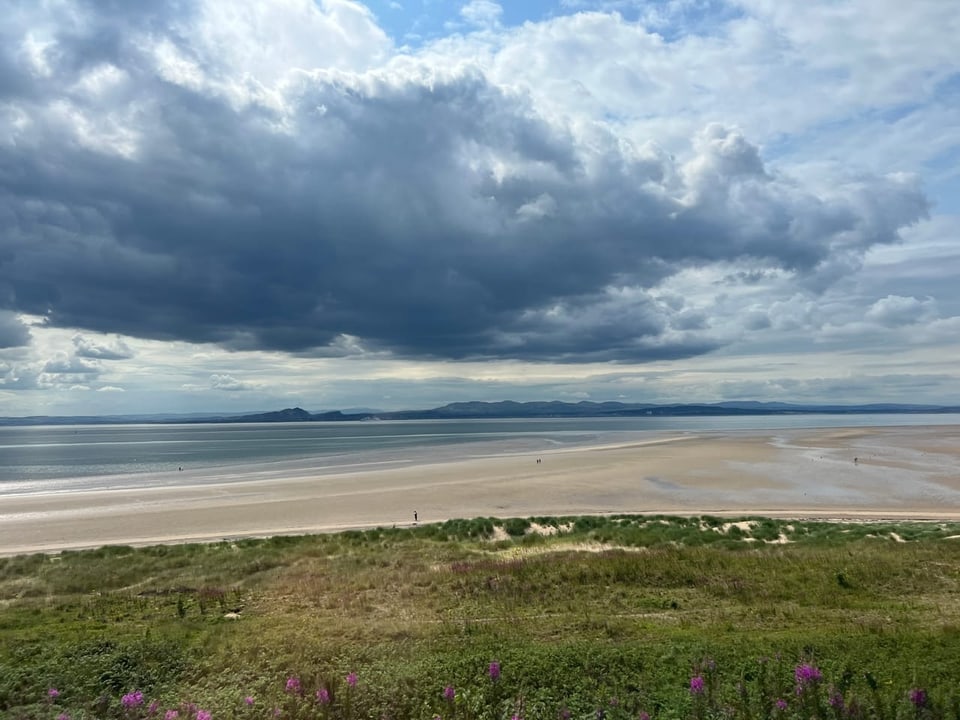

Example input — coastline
[3,424,960,556]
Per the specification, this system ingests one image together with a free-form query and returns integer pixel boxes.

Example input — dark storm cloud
[0,312,30,348]
[0,4,929,363]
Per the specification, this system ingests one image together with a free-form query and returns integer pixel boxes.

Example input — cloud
[0,0,939,372]
[210,373,252,391]
[42,353,100,375]
[0,312,30,348]
[460,1,503,28]
[72,334,134,360]
[865,295,937,327]
[0,360,39,390]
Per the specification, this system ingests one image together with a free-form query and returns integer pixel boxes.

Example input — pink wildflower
[48,688,61,699]
[285,677,301,694]
[316,688,331,705]
[244,696,255,706]
[122,691,145,709]
[794,664,822,686]
[775,699,788,711]
[909,689,928,708]
[489,661,501,681]
[443,686,455,702]
[690,676,705,695]
[196,711,211,720]
[164,711,179,720]
[346,672,358,687]
[57,714,71,720]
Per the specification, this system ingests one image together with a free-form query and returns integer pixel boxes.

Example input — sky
[1,0,959,416]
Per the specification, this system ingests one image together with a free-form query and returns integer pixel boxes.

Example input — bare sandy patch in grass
[721,520,757,533]
[495,540,648,559]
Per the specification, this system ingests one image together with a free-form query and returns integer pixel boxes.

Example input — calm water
[2,414,958,488]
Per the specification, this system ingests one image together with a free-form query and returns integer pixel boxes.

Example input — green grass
[3,515,960,719]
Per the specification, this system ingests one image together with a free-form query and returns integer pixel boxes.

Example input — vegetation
[3,515,960,720]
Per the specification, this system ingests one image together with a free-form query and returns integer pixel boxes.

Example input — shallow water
[1,414,957,491]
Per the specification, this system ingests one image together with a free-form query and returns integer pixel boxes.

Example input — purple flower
[48,688,61,699]
[149,701,161,715]
[909,688,928,708]
[57,714,71,720]
[775,699,788,711]
[829,690,844,709]
[196,711,211,720]
[285,677,301,694]
[489,661,501,681]
[443,686,456,702]
[122,691,145,709]
[316,688,331,705]
[689,675,705,695]
[794,664,822,686]
[244,696,254,706]
[639,712,650,720]
[560,709,572,720]
[164,712,179,720]
[346,672,358,688]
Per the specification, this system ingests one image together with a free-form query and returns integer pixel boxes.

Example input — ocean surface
[2,414,958,492]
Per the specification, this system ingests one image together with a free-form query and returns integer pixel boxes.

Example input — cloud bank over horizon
[1,0,958,414]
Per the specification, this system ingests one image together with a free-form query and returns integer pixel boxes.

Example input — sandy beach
[2,425,959,555]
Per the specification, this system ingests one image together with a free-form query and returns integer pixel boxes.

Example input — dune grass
[3,515,960,719]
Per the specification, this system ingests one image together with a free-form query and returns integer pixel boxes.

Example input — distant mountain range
[234,400,960,422]
[4,400,959,426]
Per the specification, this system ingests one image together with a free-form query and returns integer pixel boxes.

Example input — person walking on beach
[414,510,418,525]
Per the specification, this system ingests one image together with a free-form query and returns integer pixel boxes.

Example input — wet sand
[2,425,959,555]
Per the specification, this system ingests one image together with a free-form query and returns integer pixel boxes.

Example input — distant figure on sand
[414,510,418,524]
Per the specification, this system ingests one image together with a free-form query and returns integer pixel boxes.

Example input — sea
[2,414,958,495]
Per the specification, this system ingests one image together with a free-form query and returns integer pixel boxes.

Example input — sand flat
[2,425,959,555]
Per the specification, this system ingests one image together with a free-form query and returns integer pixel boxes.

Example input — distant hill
[227,407,313,422]
[221,400,960,422]
[2,400,958,426]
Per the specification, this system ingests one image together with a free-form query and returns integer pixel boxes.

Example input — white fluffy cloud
[210,374,254,391]
[865,295,938,328]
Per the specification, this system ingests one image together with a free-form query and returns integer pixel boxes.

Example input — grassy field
[3,515,960,720]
